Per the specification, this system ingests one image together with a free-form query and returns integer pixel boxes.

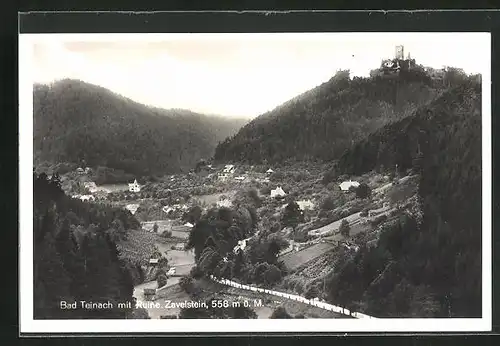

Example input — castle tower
[395,45,404,60]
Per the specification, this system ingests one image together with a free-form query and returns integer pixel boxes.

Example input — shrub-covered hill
[33,79,247,176]
[214,63,474,165]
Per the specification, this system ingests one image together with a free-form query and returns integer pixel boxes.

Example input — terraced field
[117,229,158,266]
[280,242,334,271]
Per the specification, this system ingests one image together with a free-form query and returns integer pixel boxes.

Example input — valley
[32,53,482,320]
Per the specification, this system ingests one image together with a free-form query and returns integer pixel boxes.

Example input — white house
[270,186,286,198]
[339,180,360,192]
[128,179,141,192]
[83,181,98,193]
[297,199,315,210]
[149,258,159,265]
[167,267,176,275]
[183,222,194,228]
[266,168,274,174]
[223,164,236,174]
[174,243,185,250]
[79,195,95,202]
[125,203,139,215]
[233,239,248,253]
[218,173,229,182]
[234,176,246,181]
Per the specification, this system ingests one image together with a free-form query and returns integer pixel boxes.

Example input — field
[387,175,419,204]
[155,242,195,270]
[323,221,372,244]
[280,243,334,271]
[141,220,174,232]
[117,229,158,266]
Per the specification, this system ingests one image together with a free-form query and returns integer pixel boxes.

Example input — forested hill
[329,78,482,317]
[214,62,472,164]
[33,172,144,319]
[34,79,247,176]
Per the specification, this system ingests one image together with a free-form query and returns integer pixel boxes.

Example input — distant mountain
[214,61,470,164]
[33,79,248,176]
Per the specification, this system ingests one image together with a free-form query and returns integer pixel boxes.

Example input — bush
[270,306,292,319]
[355,183,372,199]
[339,219,350,237]
[360,209,369,217]
[371,214,388,227]
[320,196,335,211]
[157,273,168,288]
[322,168,337,185]
[260,186,271,196]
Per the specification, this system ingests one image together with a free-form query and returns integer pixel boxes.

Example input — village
[55,157,421,318]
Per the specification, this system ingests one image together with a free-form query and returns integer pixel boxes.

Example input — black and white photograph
[19,32,491,333]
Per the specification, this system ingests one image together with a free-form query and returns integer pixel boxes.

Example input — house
[149,258,159,265]
[128,179,141,192]
[297,199,315,210]
[76,167,85,174]
[167,267,176,275]
[223,164,236,174]
[234,176,245,181]
[125,204,139,215]
[83,181,98,193]
[79,195,95,202]
[218,173,229,182]
[84,167,91,174]
[183,222,194,228]
[217,199,233,208]
[162,204,187,215]
[339,180,360,192]
[233,239,248,253]
[174,243,185,251]
[270,186,286,198]
[266,168,274,174]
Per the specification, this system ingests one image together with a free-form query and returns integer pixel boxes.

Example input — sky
[29,33,490,118]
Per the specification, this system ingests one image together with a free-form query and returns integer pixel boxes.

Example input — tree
[355,183,371,199]
[182,205,202,224]
[270,222,281,233]
[339,219,350,237]
[157,273,168,288]
[322,168,337,185]
[320,196,335,211]
[281,201,304,232]
[263,264,283,285]
[152,222,159,233]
